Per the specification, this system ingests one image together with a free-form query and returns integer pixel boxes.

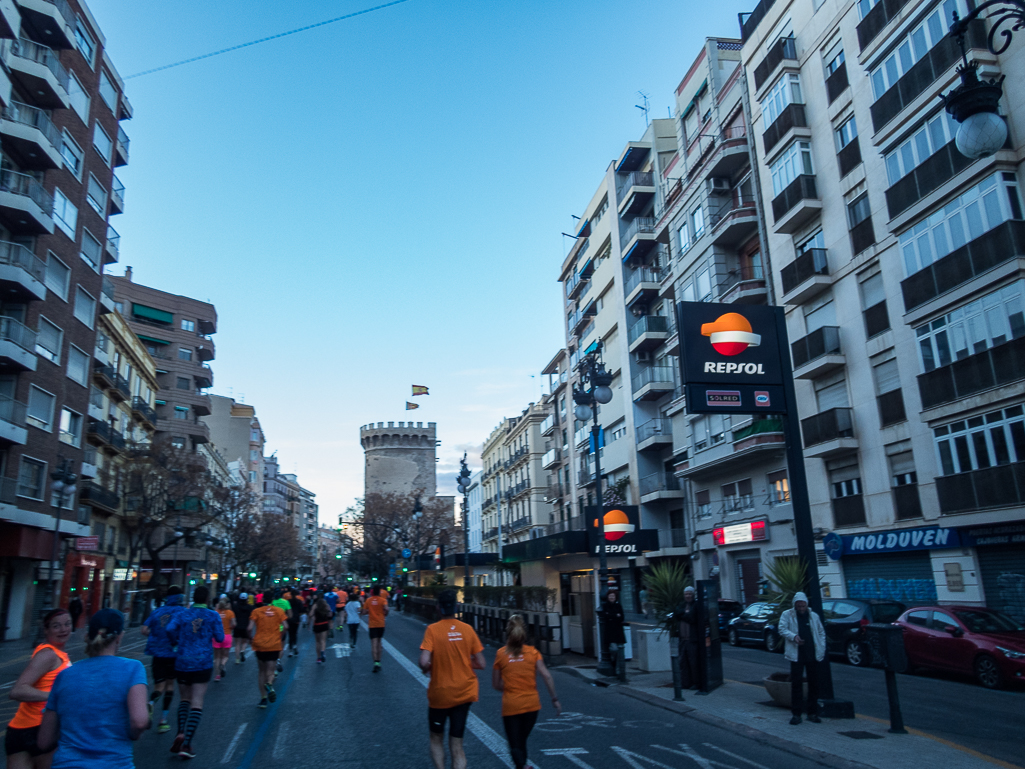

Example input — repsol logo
[703,362,766,375]
[595,544,637,554]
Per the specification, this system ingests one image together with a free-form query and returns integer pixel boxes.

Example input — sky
[87,0,753,524]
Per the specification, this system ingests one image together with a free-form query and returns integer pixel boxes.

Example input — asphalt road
[720,642,1025,766]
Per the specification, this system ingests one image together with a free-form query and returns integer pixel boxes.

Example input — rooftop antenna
[635,90,650,125]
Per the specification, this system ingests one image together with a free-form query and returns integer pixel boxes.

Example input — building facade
[360,420,437,498]
[202,394,265,492]
[467,468,482,554]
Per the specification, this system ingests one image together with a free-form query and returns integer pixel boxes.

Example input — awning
[682,78,708,118]
[576,219,591,238]
[132,304,173,324]
[583,340,599,356]
[136,334,170,345]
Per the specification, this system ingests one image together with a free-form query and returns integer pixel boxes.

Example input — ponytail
[505,614,527,658]
[85,627,119,658]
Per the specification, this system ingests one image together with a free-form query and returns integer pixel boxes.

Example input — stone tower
[360,421,437,498]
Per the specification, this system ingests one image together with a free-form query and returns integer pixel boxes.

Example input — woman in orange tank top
[5,608,73,768]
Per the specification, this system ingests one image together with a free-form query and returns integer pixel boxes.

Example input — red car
[894,606,1025,689]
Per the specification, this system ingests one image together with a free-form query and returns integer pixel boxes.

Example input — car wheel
[845,640,867,667]
[974,655,1002,689]
[728,628,741,647]
[764,629,781,652]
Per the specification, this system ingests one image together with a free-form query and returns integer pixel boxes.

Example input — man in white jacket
[778,591,826,724]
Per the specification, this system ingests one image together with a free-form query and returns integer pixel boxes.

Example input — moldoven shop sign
[824,525,960,560]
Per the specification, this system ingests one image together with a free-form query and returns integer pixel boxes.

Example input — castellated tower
[360,421,438,498]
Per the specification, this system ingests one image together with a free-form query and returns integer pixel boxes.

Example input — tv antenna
[635,91,650,125]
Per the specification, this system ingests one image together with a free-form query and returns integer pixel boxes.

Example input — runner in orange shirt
[492,615,560,769]
[335,588,347,630]
[248,597,288,708]
[419,590,484,769]
[360,585,390,672]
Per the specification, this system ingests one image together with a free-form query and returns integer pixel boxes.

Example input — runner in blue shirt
[324,587,339,617]
[165,586,223,759]
[140,586,185,734]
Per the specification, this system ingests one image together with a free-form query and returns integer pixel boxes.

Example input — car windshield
[955,610,1025,633]
[870,604,905,623]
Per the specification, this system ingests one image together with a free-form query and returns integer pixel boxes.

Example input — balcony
[801,407,856,459]
[565,270,589,301]
[877,388,906,427]
[17,0,76,49]
[80,446,97,479]
[109,175,124,215]
[740,0,777,41]
[857,0,911,51]
[771,175,820,234]
[617,171,655,218]
[703,126,750,182]
[838,138,862,179]
[870,21,986,132]
[632,365,676,401]
[780,248,829,304]
[6,38,69,109]
[88,386,104,420]
[159,416,210,443]
[826,61,849,104]
[753,36,797,91]
[99,274,116,313]
[540,414,556,436]
[763,103,808,156]
[544,482,564,502]
[917,336,1025,411]
[115,125,130,167]
[719,265,768,305]
[87,418,113,447]
[619,216,657,262]
[574,426,589,448]
[80,481,119,513]
[885,141,975,220]
[578,467,595,486]
[627,314,670,353]
[636,418,672,451]
[731,417,784,453]
[832,495,866,528]
[196,364,213,389]
[132,396,157,427]
[0,317,37,370]
[791,326,843,379]
[639,471,684,503]
[542,448,560,469]
[548,515,586,535]
[0,168,54,235]
[0,393,27,445]
[0,241,46,301]
[936,462,1025,515]
[106,225,120,262]
[903,221,1025,314]
[1,102,62,169]
[624,267,662,307]
[709,196,758,247]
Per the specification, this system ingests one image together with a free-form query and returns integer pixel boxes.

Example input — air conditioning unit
[636,350,653,363]
[706,177,730,193]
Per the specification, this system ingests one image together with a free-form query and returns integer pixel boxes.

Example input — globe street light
[44,459,78,616]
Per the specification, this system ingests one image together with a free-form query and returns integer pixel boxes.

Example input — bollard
[884,669,906,734]
[669,640,684,701]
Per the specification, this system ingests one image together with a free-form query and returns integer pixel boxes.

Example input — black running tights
[502,709,539,769]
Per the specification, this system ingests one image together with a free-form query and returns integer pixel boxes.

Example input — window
[695,489,711,518]
[44,253,70,300]
[86,175,106,215]
[27,386,55,429]
[693,413,728,451]
[67,345,89,386]
[92,125,112,165]
[848,193,871,229]
[828,460,862,498]
[824,45,845,75]
[35,317,62,363]
[178,348,193,361]
[250,449,259,461]
[171,437,186,449]
[695,267,712,301]
[181,319,195,332]
[17,457,46,499]
[900,173,1023,276]
[873,358,901,395]
[906,609,929,627]
[691,205,705,239]
[835,116,857,151]
[722,479,754,512]
[804,295,836,333]
[174,406,189,420]
[73,286,96,328]
[176,377,191,390]
[816,379,849,410]
[933,405,1025,476]
[884,112,958,186]
[761,73,803,125]
[80,229,102,271]
[890,451,917,488]
[59,408,83,447]
[770,141,813,196]
[860,272,890,336]
[98,70,118,112]
[915,282,1024,372]
[52,189,77,239]
[249,471,257,482]
[678,222,690,253]
[67,72,90,124]
[768,469,790,504]
[61,132,83,177]
[591,196,608,225]
[74,19,96,66]
[870,0,964,99]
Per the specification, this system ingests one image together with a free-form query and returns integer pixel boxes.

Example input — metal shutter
[977,546,1025,625]
[842,551,937,603]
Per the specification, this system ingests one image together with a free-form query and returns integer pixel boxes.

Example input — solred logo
[700,313,760,356]
[599,509,635,541]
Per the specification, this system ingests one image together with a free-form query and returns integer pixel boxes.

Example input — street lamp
[572,341,615,677]
[44,459,78,615]
[456,455,472,587]
[412,495,423,587]
[939,4,1022,158]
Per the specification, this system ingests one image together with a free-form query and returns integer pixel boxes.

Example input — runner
[233,593,253,664]
[361,585,390,672]
[286,592,305,657]
[248,595,288,708]
[309,598,332,663]
[270,591,292,672]
[343,591,362,648]
[492,614,561,769]
[214,597,236,680]
[140,585,186,734]
[165,585,224,759]
[323,586,338,640]
[335,587,348,630]
[5,609,72,769]
[38,609,149,768]
[419,590,485,769]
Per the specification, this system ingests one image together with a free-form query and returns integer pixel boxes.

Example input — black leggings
[287,622,299,649]
[502,710,539,769]
[348,623,359,645]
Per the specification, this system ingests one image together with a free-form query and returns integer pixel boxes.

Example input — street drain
[838,731,884,740]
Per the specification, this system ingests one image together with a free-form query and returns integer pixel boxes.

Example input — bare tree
[229,509,301,583]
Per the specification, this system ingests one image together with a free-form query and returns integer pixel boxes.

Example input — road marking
[378,632,514,768]
[331,643,350,658]
[220,722,247,764]
[612,746,678,768]
[541,747,596,768]
[702,743,769,769]
[623,720,673,729]
[0,682,14,690]
[272,721,288,759]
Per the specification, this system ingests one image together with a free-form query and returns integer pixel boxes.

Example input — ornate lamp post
[572,341,615,676]
[43,459,78,614]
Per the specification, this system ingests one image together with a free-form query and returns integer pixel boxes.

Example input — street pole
[457,455,472,588]
[44,459,77,620]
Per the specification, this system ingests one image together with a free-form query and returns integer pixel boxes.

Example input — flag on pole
[411,385,429,396]
[405,402,419,410]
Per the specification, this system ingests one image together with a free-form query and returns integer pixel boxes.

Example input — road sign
[402,548,411,559]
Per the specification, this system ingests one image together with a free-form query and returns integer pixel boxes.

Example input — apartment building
[0,0,132,639]
[297,482,318,571]
[540,348,572,529]
[262,453,311,578]
[739,0,1024,620]
[109,269,216,450]
[467,468,482,554]
[203,393,265,492]
[317,524,342,582]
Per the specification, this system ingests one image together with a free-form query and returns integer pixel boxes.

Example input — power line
[125,0,412,79]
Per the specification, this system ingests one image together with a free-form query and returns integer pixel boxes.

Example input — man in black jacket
[674,586,699,689]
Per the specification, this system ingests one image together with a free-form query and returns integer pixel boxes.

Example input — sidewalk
[555,655,1015,769]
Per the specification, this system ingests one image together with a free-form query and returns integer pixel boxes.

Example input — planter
[634,629,672,672]
[763,671,806,708]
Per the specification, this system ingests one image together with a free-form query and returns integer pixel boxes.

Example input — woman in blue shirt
[39,609,150,769]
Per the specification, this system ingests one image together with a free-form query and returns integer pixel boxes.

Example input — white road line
[541,748,597,768]
[702,743,770,769]
[612,746,678,769]
[220,722,247,764]
[272,721,289,759]
[651,744,716,768]
[0,681,15,690]
[379,634,514,769]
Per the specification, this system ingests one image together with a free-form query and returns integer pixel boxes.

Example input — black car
[727,602,782,651]
[821,598,906,666]
[718,599,743,635]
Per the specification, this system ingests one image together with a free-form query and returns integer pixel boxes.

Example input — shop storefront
[60,550,106,623]
[959,521,1025,625]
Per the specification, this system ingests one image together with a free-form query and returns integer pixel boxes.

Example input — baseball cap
[239,592,248,599]
[88,608,124,640]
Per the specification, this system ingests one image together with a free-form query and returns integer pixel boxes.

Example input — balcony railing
[542,448,560,468]
[636,417,672,444]
[936,462,1025,514]
[0,393,27,428]
[640,471,681,496]
[11,38,69,91]
[624,267,662,298]
[885,140,974,220]
[709,196,757,232]
[801,407,853,448]
[0,168,54,215]
[106,224,120,257]
[632,365,676,392]
[753,36,796,90]
[917,336,1025,410]
[732,417,783,442]
[3,102,61,150]
[628,314,669,344]
[619,216,656,251]
[740,0,777,41]
[132,396,157,425]
[548,516,586,535]
[101,274,116,299]
[826,61,849,104]
[771,175,817,222]
[838,138,862,179]
[574,426,589,447]
[0,316,37,352]
[832,494,866,527]
[616,171,654,200]
[0,241,46,283]
[856,0,911,50]
[877,388,906,427]
[780,248,828,296]
[762,103,806,155]
[791,326,840,370]
[81,481,119,511]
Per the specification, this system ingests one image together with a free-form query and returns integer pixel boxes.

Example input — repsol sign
[703,362,766,375]
[594,543,638,554]
[677,303,785,387]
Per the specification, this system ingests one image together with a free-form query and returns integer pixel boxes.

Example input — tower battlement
[361,421,438,497]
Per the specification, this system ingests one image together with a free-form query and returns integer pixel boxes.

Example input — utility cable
[125,0,411,79]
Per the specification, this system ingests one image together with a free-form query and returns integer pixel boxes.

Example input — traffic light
[402,567,408,573]
[456,454,471,495]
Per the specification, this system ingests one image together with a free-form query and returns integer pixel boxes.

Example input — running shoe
[276,660,283,674]
[373,662,381,673]
[266,683,276,703]
[240,652,246,662]
[157,721,170,734]
[179,744,196,759]
[214,674,221,682]
[170,734,186,754]
[258,698,268,709]
[148,700,154,717]
[235,657,241,664]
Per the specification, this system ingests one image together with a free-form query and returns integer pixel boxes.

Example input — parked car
[717,599,743,636]
[727,602,781,651]
[821,599,906,666]
[894,606,1025,689]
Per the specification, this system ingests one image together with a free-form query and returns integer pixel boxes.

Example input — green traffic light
[335,554,341,559]
[249,572,256,578]
[402,567,408,572]
[371,577,378,582]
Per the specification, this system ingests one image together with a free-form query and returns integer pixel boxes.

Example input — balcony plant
[644,560,691,638]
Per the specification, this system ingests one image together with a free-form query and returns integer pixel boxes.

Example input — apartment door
[737,556,762,607]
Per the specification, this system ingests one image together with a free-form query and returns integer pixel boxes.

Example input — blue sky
[89,0,752,522]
